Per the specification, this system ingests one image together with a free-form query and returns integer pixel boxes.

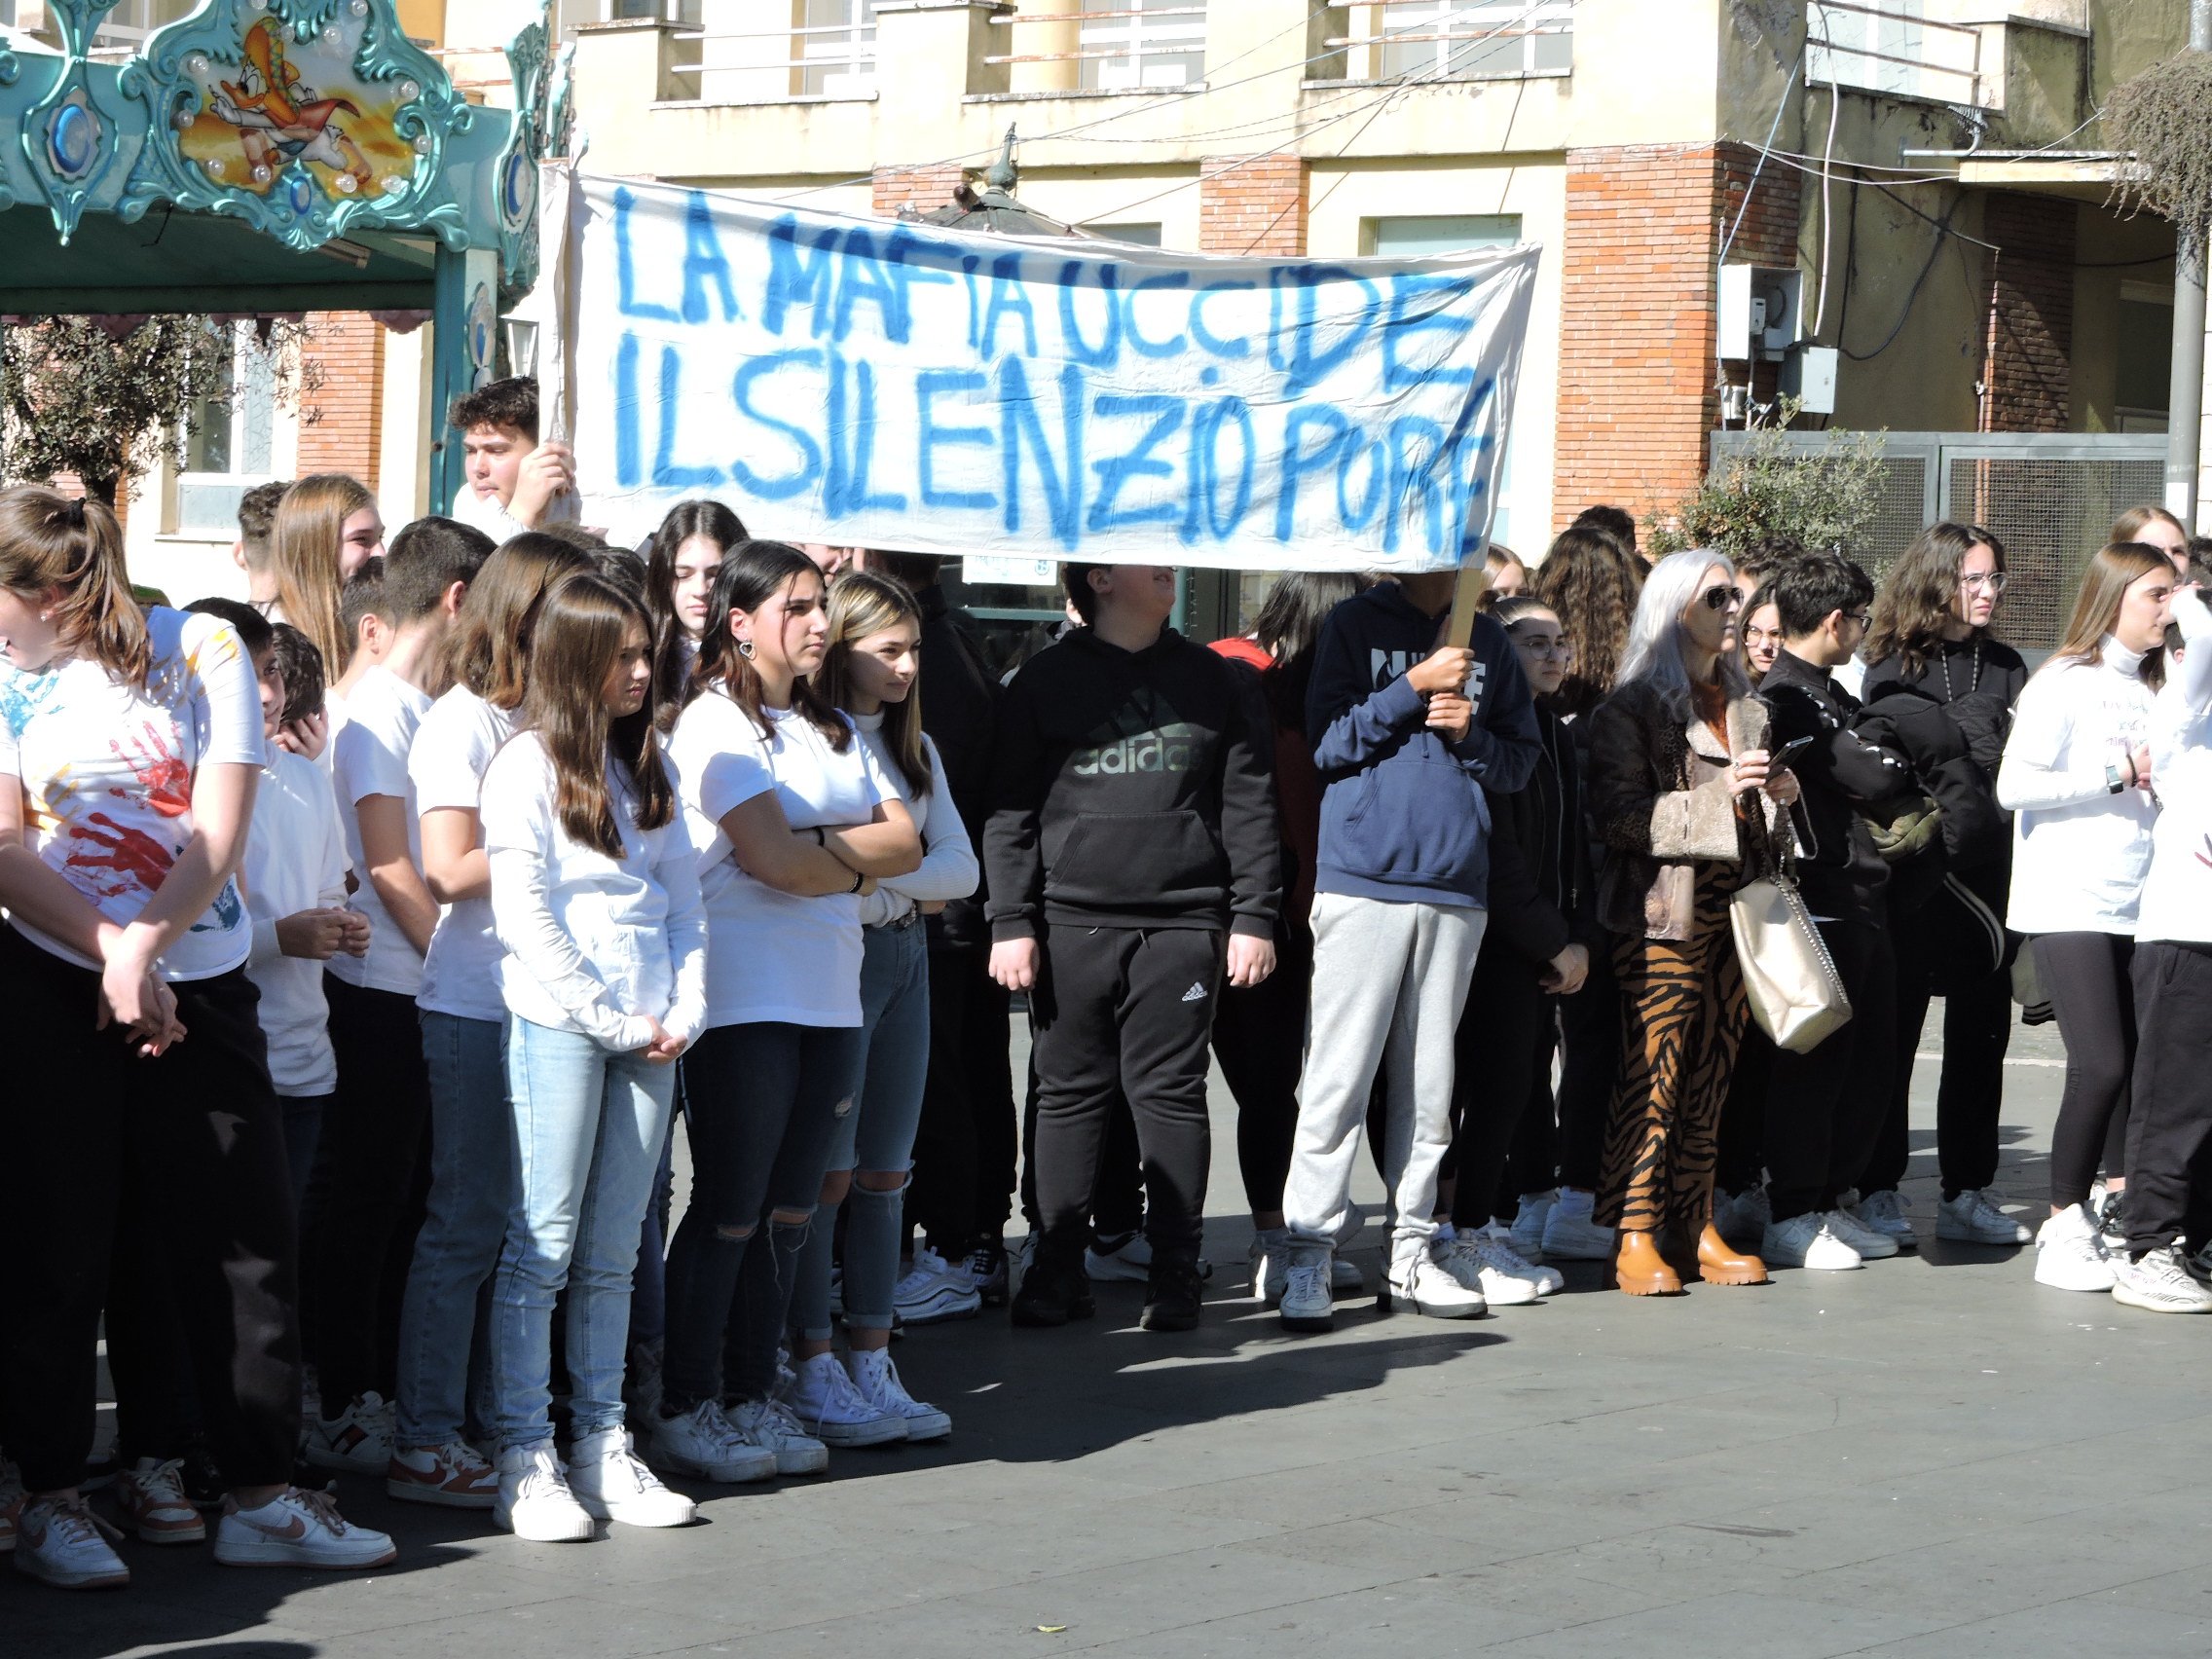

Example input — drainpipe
[2166,0,2212,525]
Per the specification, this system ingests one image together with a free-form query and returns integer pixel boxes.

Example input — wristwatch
[2106,763,2125,794]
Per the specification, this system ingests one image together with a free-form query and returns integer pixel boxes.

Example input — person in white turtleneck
[1998,542,2175,1293]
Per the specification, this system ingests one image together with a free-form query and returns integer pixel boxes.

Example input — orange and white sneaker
[13,1494,129,1589]
[113,1457,206,1545]
[387,1441,498,1509]
[213,1488,394,1569]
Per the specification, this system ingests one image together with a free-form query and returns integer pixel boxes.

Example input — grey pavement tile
[295,1592,748,1659]
[2099,1567,2212,1622]
[1071,1576,1561,1657]
[1781,1524,2171,1627]
[1856,1596,2212,1659]
[1460,1588,1945,1658]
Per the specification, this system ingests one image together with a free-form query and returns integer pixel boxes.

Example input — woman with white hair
[1585,549,1798,1296]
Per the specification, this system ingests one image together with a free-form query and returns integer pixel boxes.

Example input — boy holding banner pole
[1278,564,1541,1332]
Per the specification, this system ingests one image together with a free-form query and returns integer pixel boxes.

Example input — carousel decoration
[17,0,134,240]
[496,14,551,293]
[118,0,476,250]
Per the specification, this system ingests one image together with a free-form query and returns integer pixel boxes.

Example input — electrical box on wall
[1783,344,1839,415]
[1716,265,1805,361]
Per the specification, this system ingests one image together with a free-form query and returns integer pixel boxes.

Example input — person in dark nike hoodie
[1276,571,1540,1331]
[985,563,1281,1333]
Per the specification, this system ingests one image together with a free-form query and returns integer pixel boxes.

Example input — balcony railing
[986,6,1207,92]
[1805,0,1983,107]
[672,3,878,99]
[1324,0,1572,84]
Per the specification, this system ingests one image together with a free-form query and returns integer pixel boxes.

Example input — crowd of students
[2,369,2207,1594]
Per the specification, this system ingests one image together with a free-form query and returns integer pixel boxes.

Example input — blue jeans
[665,1020,863,1410]
[394,1013,511,1449]
[795,921,932,1340]
[490,1017,675,1451]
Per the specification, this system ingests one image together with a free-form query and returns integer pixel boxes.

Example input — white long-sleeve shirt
[2141,600,2212,945]
[850,713,978,928]
[242,744,350,1095]
[481,731,708,1051]
[1997,637,2157,936]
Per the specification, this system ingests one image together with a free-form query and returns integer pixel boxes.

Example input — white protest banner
[560,174,1536,571]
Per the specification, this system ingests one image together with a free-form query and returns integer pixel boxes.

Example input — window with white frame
[1372,0,1571,82]
[1364,213,1522,256]
[176,329,280,535]
[796,0,877,95]
[91,0,195,50]
[1081,0,1205,92]
[611,0,705,25]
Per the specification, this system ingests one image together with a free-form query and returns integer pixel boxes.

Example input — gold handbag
[1729,862,1853,1054]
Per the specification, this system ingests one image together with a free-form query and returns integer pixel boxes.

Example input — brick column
[1978,192,2074,433]
[873,164,969,219]
[1554,143,1799,530]
[1198,154,1307,257]
[298,313,386,489]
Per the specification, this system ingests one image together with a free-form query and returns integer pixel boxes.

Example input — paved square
[14,1014,2211,1659]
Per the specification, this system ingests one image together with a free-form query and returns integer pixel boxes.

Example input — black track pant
[905,934,1017,1259]
[1445,940,1549,1230]
[2037,932,2137,1210]
[2123,942,2212,1256]
[1554,931,1621,1191]
[1028,924,1223,1255]
[1763,916,1898,1224]
[1210,924,1313,1218]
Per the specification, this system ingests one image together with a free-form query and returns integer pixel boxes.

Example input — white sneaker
[1936,1189,2033,1245]
[1437,1228,1545,1306]
[303,1391,396,1474]
[1714,1185,1771,1248]
[568,1429,696,1528]
[1846,1189,1917,1250]
[1329,1253,1364,1293]
[1763,1212,1863,1271]
[13,1495,129,1588]
[726,1399,830,1476]
[1249,1229,1290,1303]
[2095,1189,2129,1253]
[386,1440,499,1509]
[1509,1192,1557,1262]
[113,1456,206,1544]
[1541,1202,1616,1262]
[2034,1203,2117,1293]
[1480,1223,1567,1294]
[893,1247,983,1326]
[1385,1243,1487,1318]
[783,1352,905,1449]
[1086,1232,1212,1283]
[493,1445,594,1542]
[1277,1245,1336,1333]
[214,1488,397,1568]
[2112,1244,2212,1314]
[648,1401,777,1484]
[1824,1205,1899,1261]
[847,1349,950,1442]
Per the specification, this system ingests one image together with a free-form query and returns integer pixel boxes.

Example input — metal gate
[1707,431,2167,652]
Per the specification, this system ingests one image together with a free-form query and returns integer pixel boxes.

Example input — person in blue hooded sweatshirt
[1276,565,1540,1332]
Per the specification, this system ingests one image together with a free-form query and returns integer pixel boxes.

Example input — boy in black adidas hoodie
[986,564,1282,1332]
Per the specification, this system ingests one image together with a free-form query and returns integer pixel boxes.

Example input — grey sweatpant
[1283,892,1485,1263]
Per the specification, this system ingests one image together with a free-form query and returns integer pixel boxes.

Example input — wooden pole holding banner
[1442,561,1488,651]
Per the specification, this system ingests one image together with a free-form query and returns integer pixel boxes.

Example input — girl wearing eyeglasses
[1858,524,2033,1251]
[1584,550,1797,1296]
[1998,542,2173,1293]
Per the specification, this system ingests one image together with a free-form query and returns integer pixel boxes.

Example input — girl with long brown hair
[2113,503,2191,579]
[1856,524,2033,1249]
[0,485,393,1584]
[269,474,383,677]
[1529,524,1644,718]
[1999,541,2176,1294]
[657,542,920,1480]
[645,498,748,727]
[785,571,977,1442]
[387,533,593,1510]
[478,571,703,1539]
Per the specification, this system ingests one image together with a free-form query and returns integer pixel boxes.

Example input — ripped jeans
[793,921,932,1341]
[664,1019,865,1411]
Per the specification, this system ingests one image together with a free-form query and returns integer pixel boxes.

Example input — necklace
[1938,636,1982,703]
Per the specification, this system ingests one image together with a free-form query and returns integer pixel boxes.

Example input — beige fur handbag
[1729,863,1853,1053]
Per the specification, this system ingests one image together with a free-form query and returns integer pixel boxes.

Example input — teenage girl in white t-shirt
[387,534,591,1510]
[654,543,921,1482]
[786,571,978,1446]
[478,571,705,1540]
[0,487,393,1587]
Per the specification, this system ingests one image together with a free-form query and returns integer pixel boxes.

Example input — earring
[738,639,756,660]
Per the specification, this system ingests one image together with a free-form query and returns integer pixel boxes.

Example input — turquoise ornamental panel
[117,0,477,250]
[18,0,131,241]
[496,9,551,294]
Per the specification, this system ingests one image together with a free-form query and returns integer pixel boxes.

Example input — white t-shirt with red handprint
[0,607,264,979]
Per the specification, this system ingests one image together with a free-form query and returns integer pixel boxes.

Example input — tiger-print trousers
[1594,875,1751,1235]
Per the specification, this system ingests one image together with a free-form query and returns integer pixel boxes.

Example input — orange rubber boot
[1695,1224,1769,1286]
[1612,1229,1681,1296]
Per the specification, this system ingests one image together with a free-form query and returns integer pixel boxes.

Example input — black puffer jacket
[1481,704,1598,966]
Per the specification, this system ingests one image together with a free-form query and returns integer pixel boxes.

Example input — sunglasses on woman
[1701,585,1742,611]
